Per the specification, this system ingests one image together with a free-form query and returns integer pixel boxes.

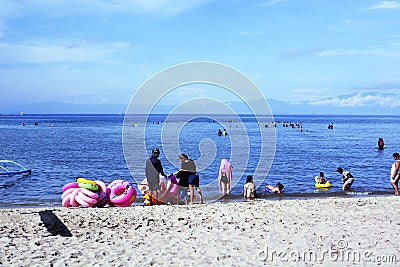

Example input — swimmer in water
[265,182,284,194]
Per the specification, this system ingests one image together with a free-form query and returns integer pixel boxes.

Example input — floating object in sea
[314,176,331,189]
[0,160,32,176]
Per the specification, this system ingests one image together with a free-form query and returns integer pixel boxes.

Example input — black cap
[336,167,343,173]
[152,148,160,158]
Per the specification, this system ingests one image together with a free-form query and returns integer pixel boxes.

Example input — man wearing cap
[336,167,354,190]
[145,148,166,205]
[390,153,400,196]
[149,148,166,176]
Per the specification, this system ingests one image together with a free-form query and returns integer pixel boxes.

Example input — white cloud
[259,0,287,7]
[0,0,214,18]
[158,84,242,106]
[314,48,400,57]
[0,20,5,38]
[309,92,400,108]
[237,31,265,36]
[366,1,400,10]
[385,35,400,46]
[0,40,130,64]
[283,47,400,58]
[289,88,331,102]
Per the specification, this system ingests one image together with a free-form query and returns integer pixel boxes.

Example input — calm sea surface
[0,114,399,208]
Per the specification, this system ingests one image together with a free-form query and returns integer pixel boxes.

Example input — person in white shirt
[336,167,354,191]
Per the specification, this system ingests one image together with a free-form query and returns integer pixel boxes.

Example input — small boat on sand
[0,160,32,176]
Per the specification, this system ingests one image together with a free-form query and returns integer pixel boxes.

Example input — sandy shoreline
[1,196,399,266]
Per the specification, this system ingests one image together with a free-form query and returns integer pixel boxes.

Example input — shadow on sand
[39,210,72,237]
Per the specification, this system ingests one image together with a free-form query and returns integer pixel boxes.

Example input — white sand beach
[1,196,399,266]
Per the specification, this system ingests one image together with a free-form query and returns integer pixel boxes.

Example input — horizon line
[1,113,400,117]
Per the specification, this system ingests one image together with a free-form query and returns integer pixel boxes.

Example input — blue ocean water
[0,114,399,208]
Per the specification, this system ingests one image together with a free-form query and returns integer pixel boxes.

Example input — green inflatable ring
[78,182,98,191]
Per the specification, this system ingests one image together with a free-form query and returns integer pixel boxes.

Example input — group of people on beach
[146,148,203,205]
[145,148,286,205]
[217,159,284,198]
[145,143,400,205]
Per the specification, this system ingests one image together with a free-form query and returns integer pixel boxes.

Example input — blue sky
[1,0,400,114]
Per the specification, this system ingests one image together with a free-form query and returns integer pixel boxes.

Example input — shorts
[188,173,199,187]
[221,175,229,183]
[264,187,272,193]
[391,173,400,184]
[179,187,188,200]
[343,178,354,187]
[148,182,160,191]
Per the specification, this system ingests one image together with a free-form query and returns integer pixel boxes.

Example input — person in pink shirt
[218,159,233,196]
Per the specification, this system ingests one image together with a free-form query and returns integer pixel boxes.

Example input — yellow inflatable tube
[76,177,97,186]
[314,176,331,189]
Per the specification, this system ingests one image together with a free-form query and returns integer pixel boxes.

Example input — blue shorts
[179,188,188,200]
[264,187,272,193]
[188,173,199,187]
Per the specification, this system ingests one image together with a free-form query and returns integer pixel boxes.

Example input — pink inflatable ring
[109,181,136,205]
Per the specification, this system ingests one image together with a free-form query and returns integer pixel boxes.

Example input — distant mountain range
[1,92,399,115]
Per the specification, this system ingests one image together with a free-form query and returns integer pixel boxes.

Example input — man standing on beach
[336,167,354,191]
[145,148,166,205]
[390,153,400,196]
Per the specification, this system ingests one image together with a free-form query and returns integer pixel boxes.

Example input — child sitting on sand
[265,182,284,194]
[243,175,256,198]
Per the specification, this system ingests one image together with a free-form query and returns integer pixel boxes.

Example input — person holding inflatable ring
[175,154,191,205]
[176,153,203,205]
[183,154,203,205]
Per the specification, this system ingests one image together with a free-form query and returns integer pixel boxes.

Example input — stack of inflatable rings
[139,175,179,206]
[107,180,137,207]
[61,178,108,208]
